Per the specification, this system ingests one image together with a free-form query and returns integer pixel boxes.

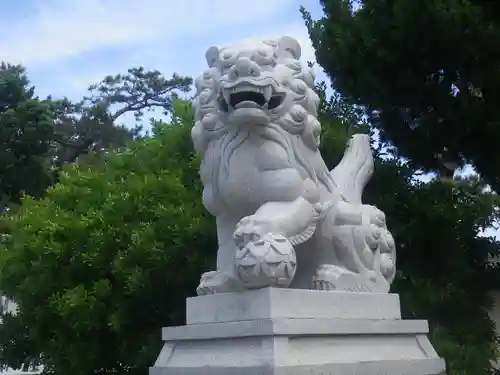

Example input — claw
[313,264,390,293]
[196,270,244,295]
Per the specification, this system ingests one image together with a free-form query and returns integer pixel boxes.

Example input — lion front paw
[196,271,244,296]
[234,215,278,249]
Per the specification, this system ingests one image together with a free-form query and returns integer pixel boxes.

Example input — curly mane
[191,37,337,201]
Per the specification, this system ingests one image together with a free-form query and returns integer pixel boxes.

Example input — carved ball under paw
[234,233,296,289]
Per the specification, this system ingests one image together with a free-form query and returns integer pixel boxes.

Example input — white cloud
[58,25,323,97]
[0,0,298,66]
[50,20,326,131]
[0,0,328,118]
[62,73,115,96]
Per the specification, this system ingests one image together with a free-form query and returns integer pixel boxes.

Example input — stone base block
[150,288,446,375]
[186,287,402,324]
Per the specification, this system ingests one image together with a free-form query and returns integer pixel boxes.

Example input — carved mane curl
[191,37,337,198]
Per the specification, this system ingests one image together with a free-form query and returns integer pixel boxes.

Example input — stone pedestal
[150,288,446,375]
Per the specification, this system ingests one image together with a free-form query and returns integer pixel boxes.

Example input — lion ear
[205,46,220,68]
[276,36,301,60]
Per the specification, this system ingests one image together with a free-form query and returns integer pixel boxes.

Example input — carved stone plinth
[150,288,446,375]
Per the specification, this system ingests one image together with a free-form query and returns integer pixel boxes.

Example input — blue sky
[1,3,329,374]
[0,1,493,217]
[0,2,497,374]
[0,1,495,234]
[0,0,327,105]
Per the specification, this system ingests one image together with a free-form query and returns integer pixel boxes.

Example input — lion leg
[306,200,392,293]
[232,196,321,289]
[233,196,320,248]
[197,215,244,296]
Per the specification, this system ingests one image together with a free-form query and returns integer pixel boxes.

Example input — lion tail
[330,134,374,205]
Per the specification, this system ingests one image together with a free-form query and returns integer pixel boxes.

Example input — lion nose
[229,57,260,79]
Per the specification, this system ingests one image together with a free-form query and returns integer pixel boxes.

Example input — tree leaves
[318,92,500,374]
[0,63,193,211]
[303,0,500,191]
[0,100,216,375]
[0,63,55,208]
[85,67,193,121]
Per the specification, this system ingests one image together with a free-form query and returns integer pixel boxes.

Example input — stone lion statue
[191,36,396,295]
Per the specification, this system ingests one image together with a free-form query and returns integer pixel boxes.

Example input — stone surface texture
[191,35,396,295]
[150,36,446,375]
[186,287,402,324]
[150,288,446,375]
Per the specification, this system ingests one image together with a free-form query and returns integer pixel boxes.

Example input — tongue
[234,101,262,109]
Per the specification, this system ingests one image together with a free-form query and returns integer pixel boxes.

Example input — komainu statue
[192,36,396,295]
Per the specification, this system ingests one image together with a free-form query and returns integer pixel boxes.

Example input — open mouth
[218,85,284,113]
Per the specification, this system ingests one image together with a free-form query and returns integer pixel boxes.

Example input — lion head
[192,36,337,212]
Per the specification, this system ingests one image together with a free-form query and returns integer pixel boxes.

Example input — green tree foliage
[51,67,192,174]
[318,88,500,374]
[303,0,500,189]
[0,100,216,375]
[84,67,193,122]
[1,72,498,375]
[368,169,500,375]
[49,99,139,168]
[0,63,55,209]
[0,63,192,210]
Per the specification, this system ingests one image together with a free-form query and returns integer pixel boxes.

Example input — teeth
[263,86,272,102]
[226,85,272,97]
[222,90,231,106]
[232,85,256,93]
[223,85,273,106]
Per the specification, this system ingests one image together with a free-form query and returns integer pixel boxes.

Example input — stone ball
[235,233,296,289]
